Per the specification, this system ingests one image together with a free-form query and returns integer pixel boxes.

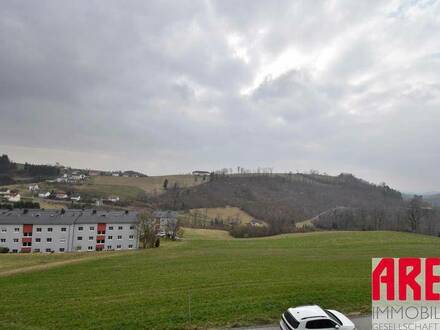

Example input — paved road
[231,315,371,330]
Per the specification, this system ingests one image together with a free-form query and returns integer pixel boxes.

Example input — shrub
[0,247,10,253]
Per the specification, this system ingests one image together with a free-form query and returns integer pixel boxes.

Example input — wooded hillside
[156,173,405,234]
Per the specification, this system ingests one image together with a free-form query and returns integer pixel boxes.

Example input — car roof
[287,305,328,321]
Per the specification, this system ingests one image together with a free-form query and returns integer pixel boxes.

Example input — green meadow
[1,230,439,329]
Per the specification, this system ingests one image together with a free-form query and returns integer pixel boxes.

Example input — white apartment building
[0,209,139,253]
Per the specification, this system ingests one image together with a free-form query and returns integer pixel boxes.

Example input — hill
[90,174,205,195]
[1,231,439,329]
[179,206,266,228]
[424,193,440,207]
[0,154,60,185]
[156,173,404,234]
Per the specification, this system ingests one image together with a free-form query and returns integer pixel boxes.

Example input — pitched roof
[152,210,178,219]
[76,210,137,224]
[0,209,138,225]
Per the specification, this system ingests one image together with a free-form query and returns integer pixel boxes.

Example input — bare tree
[407,195,423,233]
[372,208,385,230]
[138,212,159,248]
[166,218,181,240]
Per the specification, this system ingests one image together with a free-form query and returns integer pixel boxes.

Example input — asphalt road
[232,315,371,330]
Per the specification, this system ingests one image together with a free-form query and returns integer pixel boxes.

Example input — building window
[130,225,135,230]
[77,236,83,241]
[36,228,42,232]
[88,236,93,240]
[118,226,123,230]
[89,226,94,231]
[117,235,122,240]
[128,245,133,249]
[12,249,18,253]
[78,226,83,231]
[35,238,41,242]
[129,235,134,240]
[116,245,121,249]
[106,245,112,250]
[107,235,113,240]
[1,228,6,232]
[47,228,53,232]
[59,248,65,252]
[45,248,51,252]
[33,248,40,253]
[61,227,67,232]
[88,246,93,251]
[97,239,105,244]
[13,238,18,243]
[23,242,32,247]
[23,232,32,237]
[0,238,5,243]
[46,238,52,242]
[108,226,113,230]
[76,246,82,251]
[97,230,105,235]
[14,227,19,232]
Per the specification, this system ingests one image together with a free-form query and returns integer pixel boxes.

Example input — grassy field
[182,207,265,226]
[91,174,205,195]
[182,227,233,240]
[1,231,439,329]
[0,251,135,276]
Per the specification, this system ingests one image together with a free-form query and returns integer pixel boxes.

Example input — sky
[1,0,440,192]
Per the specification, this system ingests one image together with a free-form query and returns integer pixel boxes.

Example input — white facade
[0,209,138,253]
[72,223,137,252]
[0,224,22,253]
[7,194,21,202]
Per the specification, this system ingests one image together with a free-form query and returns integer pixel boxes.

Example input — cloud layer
[1,0,440,191]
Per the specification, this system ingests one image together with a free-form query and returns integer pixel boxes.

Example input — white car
[280,305,356,330]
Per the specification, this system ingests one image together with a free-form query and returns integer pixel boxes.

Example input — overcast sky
[1,0,440,192]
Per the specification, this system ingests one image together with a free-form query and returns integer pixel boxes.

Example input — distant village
[0,166,146,206]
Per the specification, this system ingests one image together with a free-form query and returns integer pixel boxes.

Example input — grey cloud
[1,0,440,191]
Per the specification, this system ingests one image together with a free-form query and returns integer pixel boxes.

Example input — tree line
[0,154,60,179]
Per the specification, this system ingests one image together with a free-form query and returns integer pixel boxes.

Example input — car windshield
[283,311,300,329]
[324,310,342,325]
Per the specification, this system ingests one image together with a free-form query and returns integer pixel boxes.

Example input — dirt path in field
[0,252,134,277]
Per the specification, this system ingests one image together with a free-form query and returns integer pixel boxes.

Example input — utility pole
[188,290,192,327]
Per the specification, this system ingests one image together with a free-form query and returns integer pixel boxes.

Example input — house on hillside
[192,170,210,176]
[249,219,264,227]
[55,192,68,200]
[152,210,178,233]
[38,192,51,198]
[70,195,81,202]
[106,196,120,203]
[88,170,101,176]
[7,192,21,203]
[70,174,87,181]
[28,184,40,192]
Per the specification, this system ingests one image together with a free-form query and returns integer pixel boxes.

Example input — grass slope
[183,206,265,226]
[182,227,232,240]
[91,175,205,195]
[0,251,135,276]
[1,231,439,329]
[4,174,205,205]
